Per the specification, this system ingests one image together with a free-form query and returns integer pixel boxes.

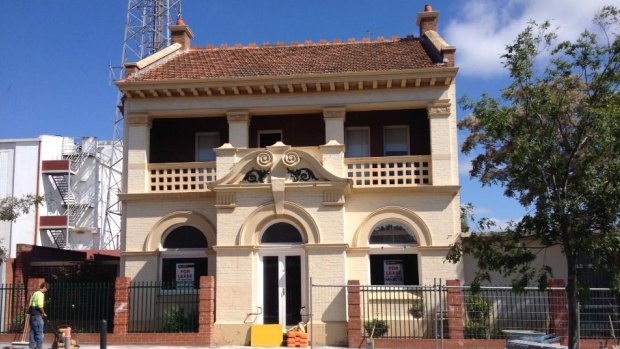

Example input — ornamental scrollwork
[256,152,273,169]
[282,151,300,167]
[243,168,270,183]
[287,168,319,182]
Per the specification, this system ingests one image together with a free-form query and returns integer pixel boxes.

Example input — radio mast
[101,0,181,249]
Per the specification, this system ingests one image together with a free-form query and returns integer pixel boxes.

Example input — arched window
[163,226,208,248]
[161,225,208,289]
[368,221,419,286]
[369,221,417,245]
[261,222,303,244]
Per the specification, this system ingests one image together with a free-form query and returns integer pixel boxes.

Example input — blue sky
[0,0,610,225]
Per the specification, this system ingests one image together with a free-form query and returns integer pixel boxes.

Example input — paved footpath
[2,344,345,349]
[2,344,283,349]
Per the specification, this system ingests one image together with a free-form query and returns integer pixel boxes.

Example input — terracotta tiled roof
[125,36,443,82]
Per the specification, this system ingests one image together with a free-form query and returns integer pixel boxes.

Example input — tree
[0,194,43,222]
[447,6,620,349]
[0,194,44,262]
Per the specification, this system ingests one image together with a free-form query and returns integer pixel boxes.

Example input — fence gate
[309,281,446,348]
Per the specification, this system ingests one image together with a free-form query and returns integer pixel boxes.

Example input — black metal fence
[46,281,115,333]
[0,283,26,333]
[128,281,199,333]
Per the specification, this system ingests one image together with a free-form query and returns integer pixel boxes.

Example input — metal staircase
[48,229,68,249]
[40,138,97,249]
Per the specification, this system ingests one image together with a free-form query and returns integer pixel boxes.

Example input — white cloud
[445,0,611,78]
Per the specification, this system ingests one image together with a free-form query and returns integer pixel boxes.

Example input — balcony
[146,156,431,193]
[149,162,217,193]
[345,156,431,187]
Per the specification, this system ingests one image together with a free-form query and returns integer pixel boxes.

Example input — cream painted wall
[463,243,567,286]
[124,199,217,252]
[214,250,255,323]
[345,191,460,247]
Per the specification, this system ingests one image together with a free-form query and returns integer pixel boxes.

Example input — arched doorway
[258,221,305,326]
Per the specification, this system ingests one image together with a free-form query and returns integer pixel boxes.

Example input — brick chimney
[416,3,439,37]
[169,18,194,49]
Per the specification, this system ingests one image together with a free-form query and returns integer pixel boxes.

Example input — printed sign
[176,263,195,287]
[383,260,404,285]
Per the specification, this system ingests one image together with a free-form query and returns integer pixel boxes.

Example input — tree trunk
[566,256,580,349]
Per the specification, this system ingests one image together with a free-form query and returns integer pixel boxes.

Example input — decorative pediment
[209,143,351,213]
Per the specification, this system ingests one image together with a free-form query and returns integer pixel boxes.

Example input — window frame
[368,219,420,286]
[195,132,220,162]
[258,130,283,148]
[383,125,410,156]
[344,126,371,158]
[159,225,210,293]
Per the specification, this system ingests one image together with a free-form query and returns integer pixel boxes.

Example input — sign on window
[176,263,195,288]
[383,260,404,285]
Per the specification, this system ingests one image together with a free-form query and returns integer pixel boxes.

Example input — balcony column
[124,113,151,194]
[227,111,251,148]
[323,107,346,144]
[427,100,454,185]
[321,108,346,177]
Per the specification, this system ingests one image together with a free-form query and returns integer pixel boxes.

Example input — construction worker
[28,281,48,349]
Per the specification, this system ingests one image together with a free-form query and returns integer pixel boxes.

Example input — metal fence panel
[0,284,26,333]
[46,281,115,333]
[309,284,349,348]
[128,281,199,333]
[580,288,620,339]
[360,285,445,339]
[311,282,620,346]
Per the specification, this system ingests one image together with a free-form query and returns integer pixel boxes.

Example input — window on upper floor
[195,132,220,162]
[345,127,370,158]
[161,225,209,289]
[258,130,282,148]
[384,125,410,156]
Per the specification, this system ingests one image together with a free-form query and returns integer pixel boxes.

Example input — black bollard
[100,319,107,349]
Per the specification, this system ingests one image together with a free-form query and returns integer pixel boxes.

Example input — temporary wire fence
[128,281,199,333]
[360,284,446,339]
[310,282,620,346]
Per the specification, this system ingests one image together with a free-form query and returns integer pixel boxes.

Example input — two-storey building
[117,4,462,345]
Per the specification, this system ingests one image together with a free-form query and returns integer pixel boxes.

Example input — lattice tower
[101,0,181,249]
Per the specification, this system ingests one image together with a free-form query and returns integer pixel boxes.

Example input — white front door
[259,253,304,326]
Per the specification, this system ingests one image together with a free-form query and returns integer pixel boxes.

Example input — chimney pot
[176,18,186,26]
[416,6,439,37]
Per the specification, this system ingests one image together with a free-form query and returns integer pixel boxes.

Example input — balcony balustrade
[345,156,432,187]
[147,156,432,193]
[149,162,217,193]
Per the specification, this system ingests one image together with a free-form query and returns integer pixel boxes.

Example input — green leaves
[454,8,619,347]
[0,194,44,222]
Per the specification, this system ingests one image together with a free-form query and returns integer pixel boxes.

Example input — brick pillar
[548,279,568,340]
[347,280,363,348]
[446,279,464,339]
[113,277,131,335]
[198,275,215,345]
[14,244,34,285]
